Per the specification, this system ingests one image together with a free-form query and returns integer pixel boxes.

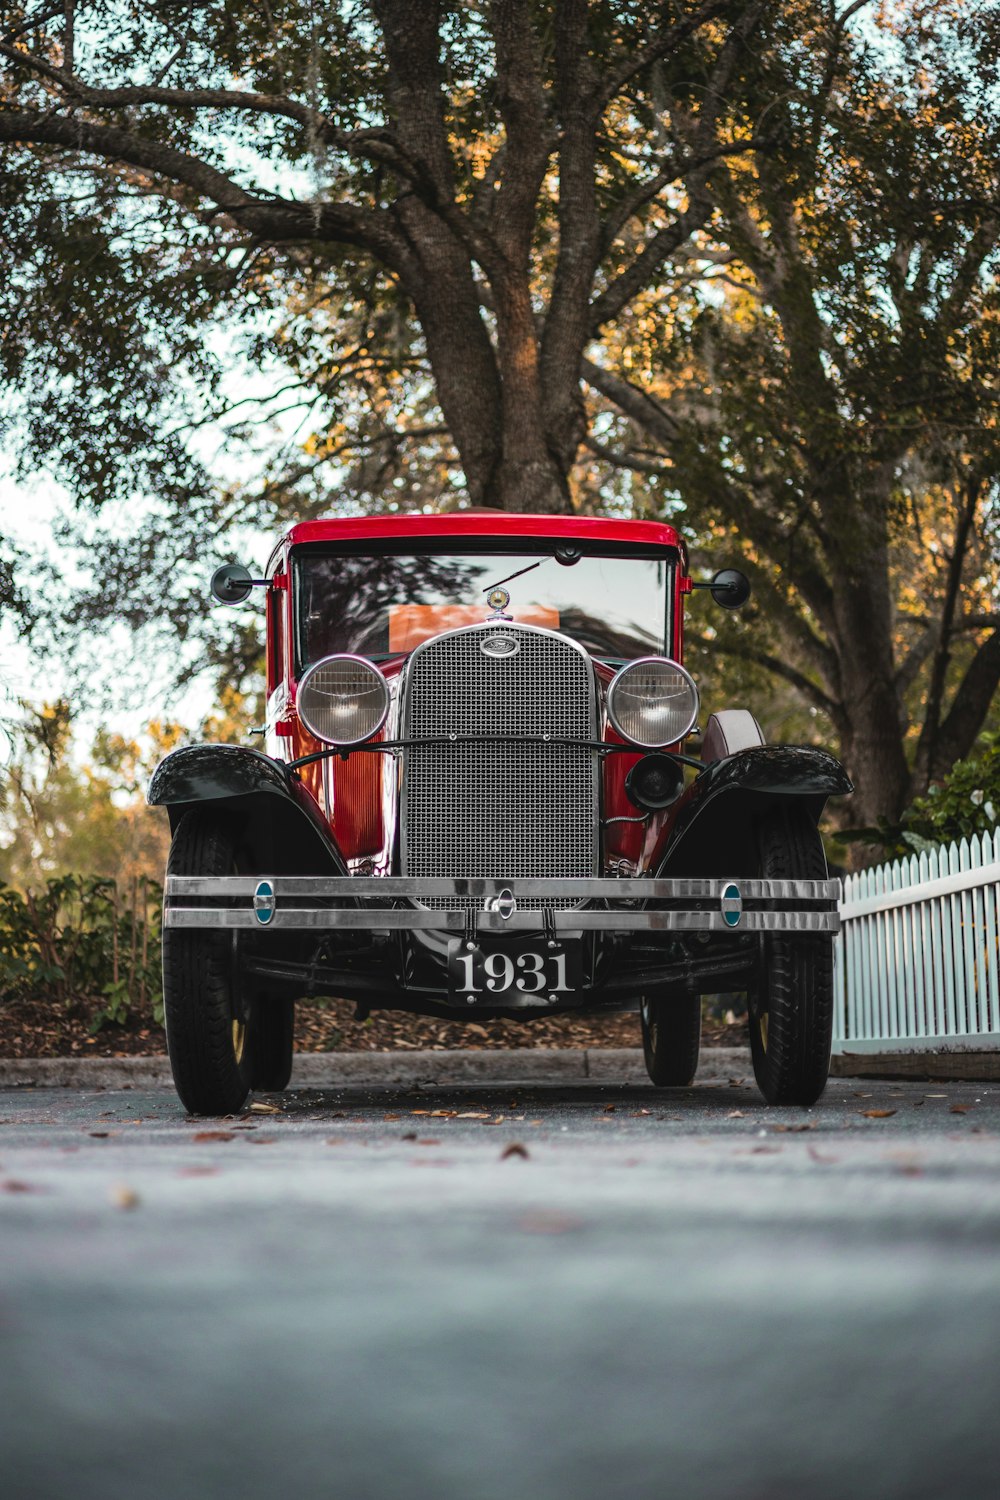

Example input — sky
[0,466,250,753]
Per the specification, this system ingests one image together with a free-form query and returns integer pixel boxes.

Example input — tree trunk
[490,273,573,513]
[830,554,911,828]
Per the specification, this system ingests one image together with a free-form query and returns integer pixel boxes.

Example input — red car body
[150,511,850,1113]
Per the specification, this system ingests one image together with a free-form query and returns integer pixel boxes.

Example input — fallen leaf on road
[88,1131,112,1138]
[727,1110,746,1119]
[852,1092,873,1098]
[501,1142,529,1160]
[192,1130,235,1142]
[110,1184,140,1210]
[401,1132,418,1141]
[750,1146,781,1154]
[455,1112,490,1119]
[250,1102,282,1114]
[860,1110,897,1119]
[807,1145,838,1164]
[2,1179,35,1192]
[517,1211,582,1234]
[417,1138,441,1146]
[177,1166,219,1178]
[950,1105,971,1114]
[772,1122,815,1132]
[603,1104,617,1113]
[383,1113,400,1121]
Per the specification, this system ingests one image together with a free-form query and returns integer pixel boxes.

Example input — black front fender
[147,744,347,875]
[657,745,852,878]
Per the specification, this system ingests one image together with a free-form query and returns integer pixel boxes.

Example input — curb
[0,1046,751,1090]
[4,1048,997,1089]
[830,1051,1000,1082]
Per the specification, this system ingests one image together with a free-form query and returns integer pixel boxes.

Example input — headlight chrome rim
[607,656,700,749]
[297,654,390,746]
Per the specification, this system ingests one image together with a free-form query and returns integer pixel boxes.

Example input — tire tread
[750,806,833,1106]
[162,811,253,1115]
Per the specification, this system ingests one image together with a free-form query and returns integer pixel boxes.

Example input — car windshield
[295,546,674,663]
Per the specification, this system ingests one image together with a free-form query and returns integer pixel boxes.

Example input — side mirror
[710,569,751,609]
[210,563,255,605]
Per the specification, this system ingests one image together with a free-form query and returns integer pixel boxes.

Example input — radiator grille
[402,625,598,910]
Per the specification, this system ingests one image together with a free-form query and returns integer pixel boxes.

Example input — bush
[841,736,1000,860]
[0,874,162,1031]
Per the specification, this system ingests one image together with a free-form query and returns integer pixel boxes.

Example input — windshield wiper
[481,546,580,596]
[481,558,545,594]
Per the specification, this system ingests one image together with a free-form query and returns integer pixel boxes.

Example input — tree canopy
[1,0,998,827]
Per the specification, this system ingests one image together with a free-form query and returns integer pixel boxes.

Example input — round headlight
[607,658,699,748]
[297,656,389,746]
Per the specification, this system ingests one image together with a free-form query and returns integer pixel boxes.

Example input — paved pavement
[2,1070,999,1500]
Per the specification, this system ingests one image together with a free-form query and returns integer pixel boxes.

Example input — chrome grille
[402,625,598,910]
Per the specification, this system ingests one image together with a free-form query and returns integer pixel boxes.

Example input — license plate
[447,939,580,1002]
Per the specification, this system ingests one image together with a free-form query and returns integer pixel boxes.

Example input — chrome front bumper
[164,876,842,934]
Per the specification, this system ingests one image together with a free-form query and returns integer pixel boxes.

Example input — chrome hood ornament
[485,586,512,621]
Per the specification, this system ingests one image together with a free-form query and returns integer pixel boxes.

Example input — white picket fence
[833,827,1000,1054]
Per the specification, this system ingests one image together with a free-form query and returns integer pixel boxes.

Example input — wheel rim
[228,931,247,1066]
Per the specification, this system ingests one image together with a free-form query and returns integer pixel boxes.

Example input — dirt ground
[0,990,750,1059]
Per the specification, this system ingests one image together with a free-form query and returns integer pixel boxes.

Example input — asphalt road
[2,1072,999,1500]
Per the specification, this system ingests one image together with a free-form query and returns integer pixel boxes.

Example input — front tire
[748,806,834,1106]
[162,811,255,1115]
[640,990,701,1086]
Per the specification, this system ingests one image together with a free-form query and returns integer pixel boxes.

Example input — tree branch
[581,357,683,443]
[911,473,987,784]
[583,435,671,476]
[0,40,412,168]
[928,630,1000,781]
[599,0,736,108]
[582,359,840,675]
[590,206,712,331]
[0,111,411,265]
[598,136,764,257]
[697,637,841,720]
[0,4,63,46]
[592,4,764,331]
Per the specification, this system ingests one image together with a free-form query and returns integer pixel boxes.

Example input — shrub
[0,874,162,1030]
[841,736,1000,859]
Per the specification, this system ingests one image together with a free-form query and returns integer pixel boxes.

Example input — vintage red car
[149,511,850,1114]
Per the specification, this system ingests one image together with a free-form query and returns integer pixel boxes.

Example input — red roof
[283,511,684,551]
